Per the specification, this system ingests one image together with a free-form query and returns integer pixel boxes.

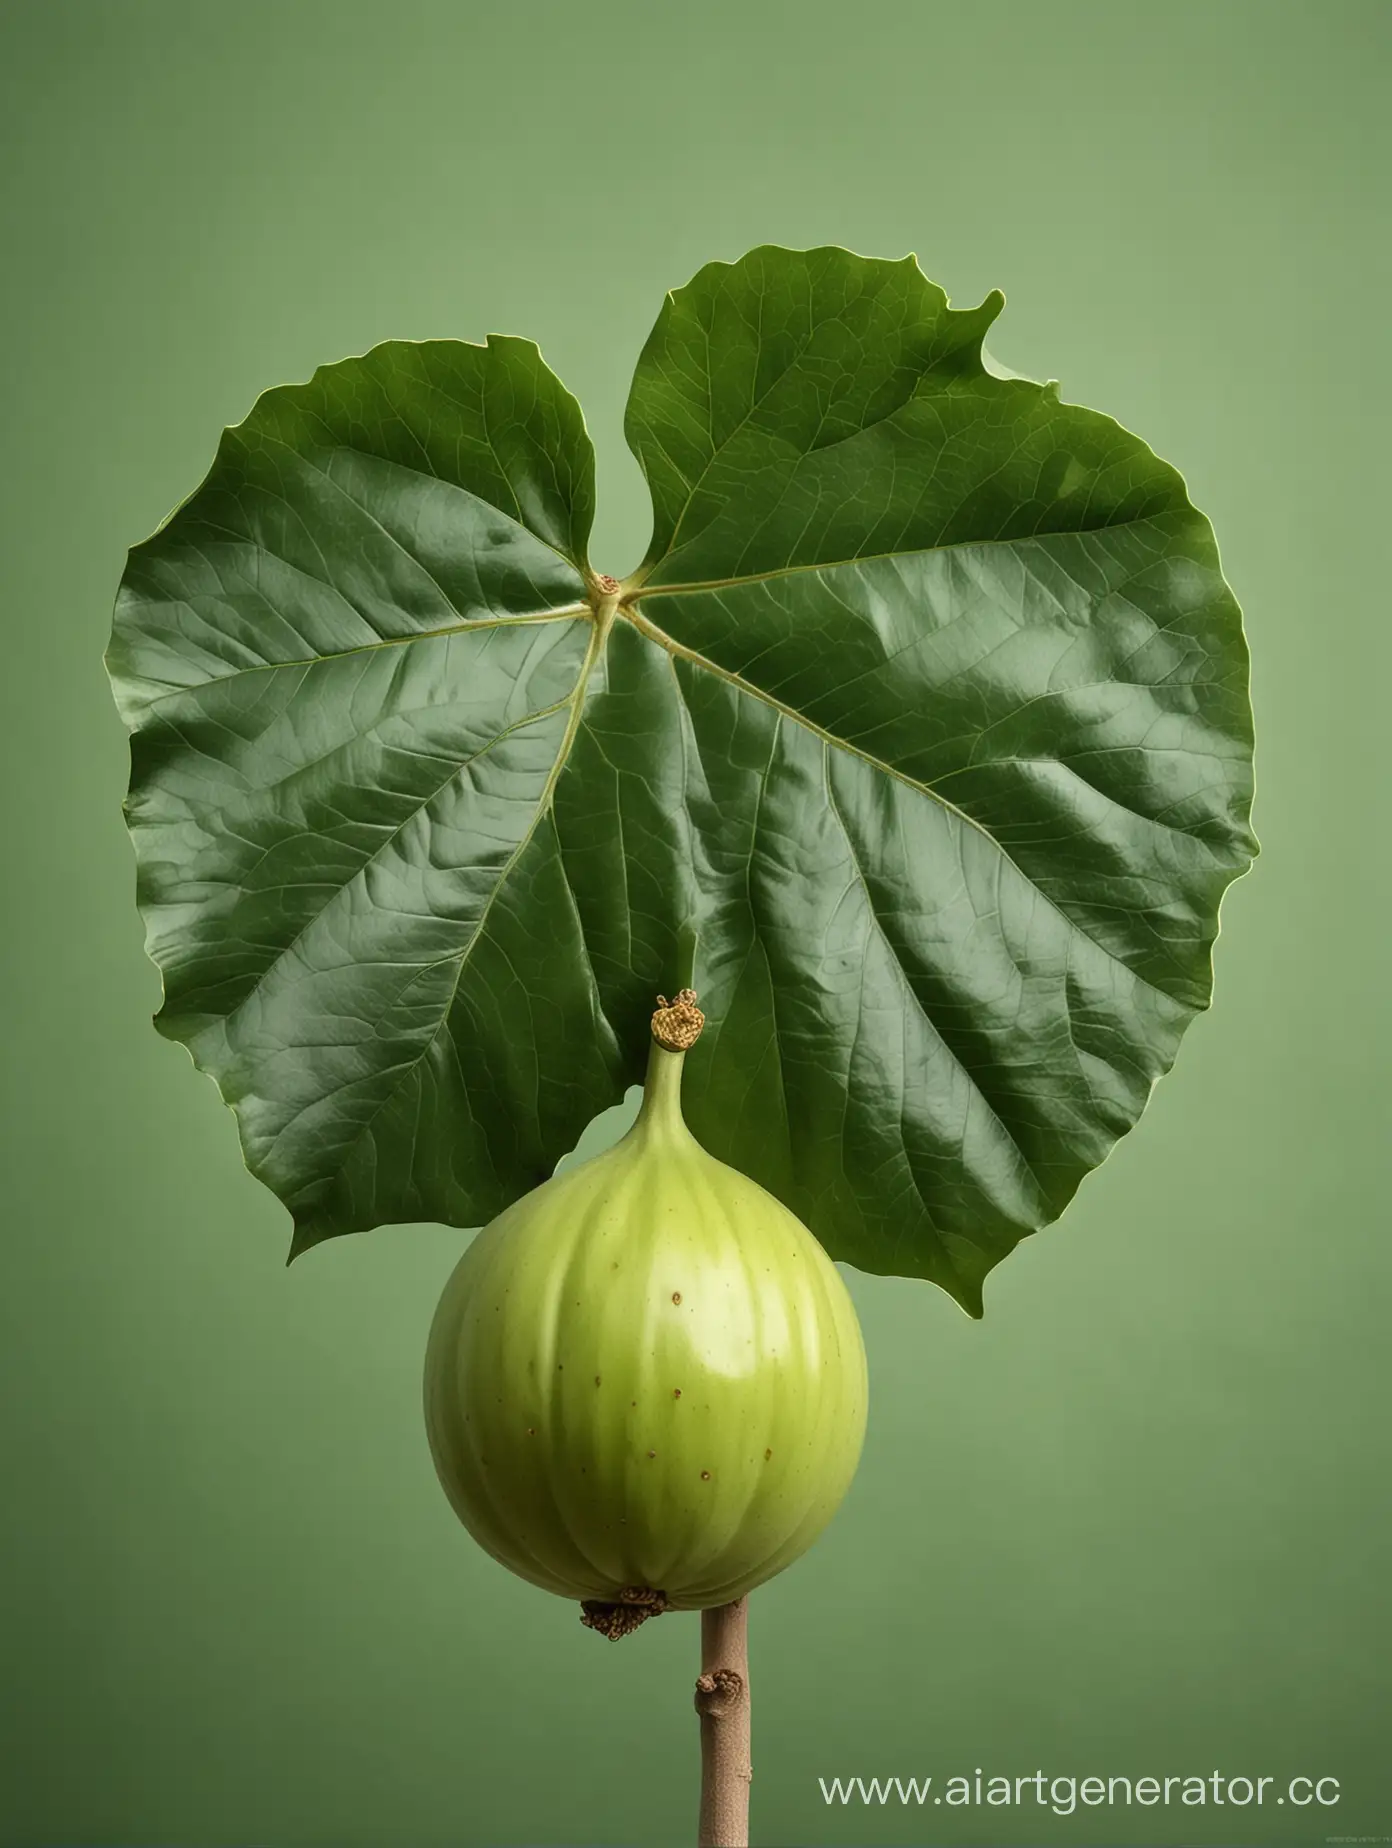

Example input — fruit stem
[695,1597,752,1847]
[636,1039,688,1138]
[636,989,705,1139]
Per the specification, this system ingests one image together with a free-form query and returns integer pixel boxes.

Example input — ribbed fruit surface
[424,1048,867,1609]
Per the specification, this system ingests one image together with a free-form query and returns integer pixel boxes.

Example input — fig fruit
[424,992,867,1627]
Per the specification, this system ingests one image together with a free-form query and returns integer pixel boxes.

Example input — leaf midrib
[279,607,614,1221]
[627,507,1190,602]
[134,607,589,713]
[619,603,1179,1008]
[204,679,584,1038]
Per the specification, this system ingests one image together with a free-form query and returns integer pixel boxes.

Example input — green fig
[424,991,868,1631]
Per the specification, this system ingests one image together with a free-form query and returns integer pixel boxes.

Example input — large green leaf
[108,246,1256,1313]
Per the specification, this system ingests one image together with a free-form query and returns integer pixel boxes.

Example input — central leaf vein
[622,605,1177,1007]
[317,605,613,1182]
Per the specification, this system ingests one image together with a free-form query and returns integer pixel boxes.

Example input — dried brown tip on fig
[578,1586,668,1640]
[651,989,704,1052]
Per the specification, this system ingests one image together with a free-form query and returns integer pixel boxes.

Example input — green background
[1,2,1386,1844]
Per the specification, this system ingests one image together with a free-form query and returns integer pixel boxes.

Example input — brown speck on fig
[700,1470,711,1481]
[594,1375,602,1386]
[647,1449,656,1459]
[765,1448,773,1460]
[672,1388,682,1399]
[672,1291,682,1305]
[526,1427,536,1437]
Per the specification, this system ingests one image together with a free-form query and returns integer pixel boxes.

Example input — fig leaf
[108,246,1256,1312]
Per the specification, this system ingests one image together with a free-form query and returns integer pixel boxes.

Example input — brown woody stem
[695,1597,751,1848]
